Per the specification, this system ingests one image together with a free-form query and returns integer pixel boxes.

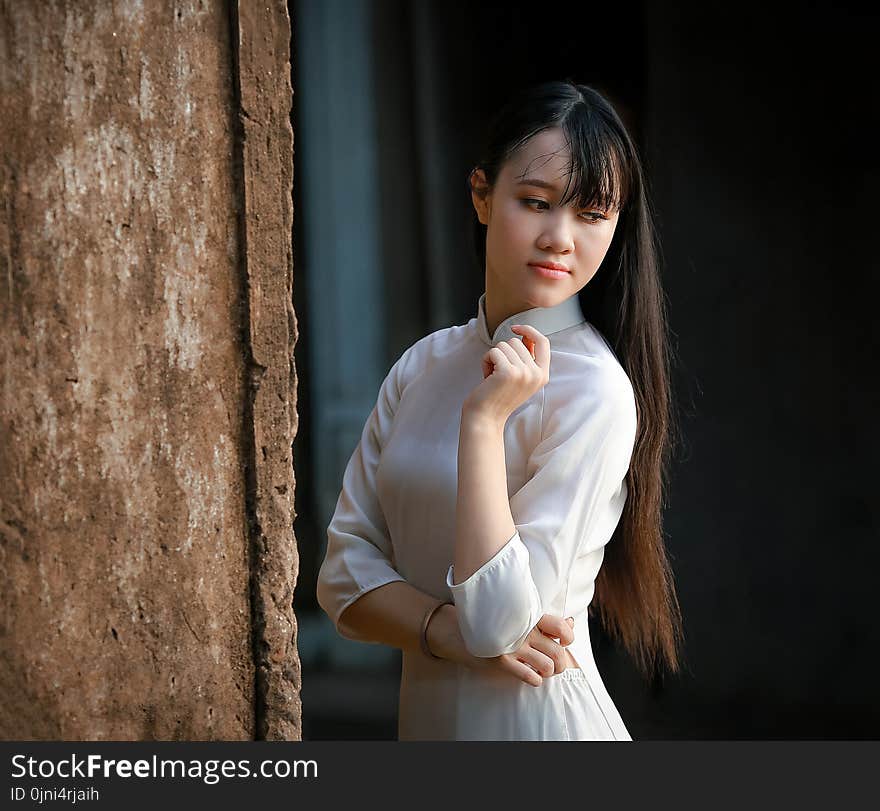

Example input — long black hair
[468,79,684,679]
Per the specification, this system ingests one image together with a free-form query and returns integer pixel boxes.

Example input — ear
[469,168,491,226]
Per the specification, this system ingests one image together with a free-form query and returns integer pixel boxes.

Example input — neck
[484,285,528,338]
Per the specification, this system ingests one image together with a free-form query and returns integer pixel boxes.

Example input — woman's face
[471,126,620,318]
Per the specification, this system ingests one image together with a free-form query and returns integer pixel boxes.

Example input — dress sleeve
[445,362,638,657]
[316,344,416,643]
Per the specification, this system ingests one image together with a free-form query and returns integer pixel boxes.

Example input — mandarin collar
[476,291,586,347]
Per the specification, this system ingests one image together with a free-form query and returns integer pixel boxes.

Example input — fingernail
[566,617,574,625]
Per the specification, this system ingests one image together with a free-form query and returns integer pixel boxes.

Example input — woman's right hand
[428,606,575,687]
[489,614,576,687]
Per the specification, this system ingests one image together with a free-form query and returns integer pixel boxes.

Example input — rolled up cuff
[445,530,540,657]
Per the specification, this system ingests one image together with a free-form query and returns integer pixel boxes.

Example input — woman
[316,79,683,740]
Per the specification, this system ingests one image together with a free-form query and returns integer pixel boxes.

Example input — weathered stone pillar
[231,0,300,741]
[0,0,299,740]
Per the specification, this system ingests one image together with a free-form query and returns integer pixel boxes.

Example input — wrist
[426,603,459,662]
[460,403,506,434]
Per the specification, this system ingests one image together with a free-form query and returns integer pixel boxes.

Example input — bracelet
[419,600,452,660]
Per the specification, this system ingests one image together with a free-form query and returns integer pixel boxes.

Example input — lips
[529,261,570,273]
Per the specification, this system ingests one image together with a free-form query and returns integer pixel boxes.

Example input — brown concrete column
[0,0,299,740]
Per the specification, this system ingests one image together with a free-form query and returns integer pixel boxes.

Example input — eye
[523,198,606,222]
[579,211,607,223]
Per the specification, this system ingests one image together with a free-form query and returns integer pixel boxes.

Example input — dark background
[291,0,880,739]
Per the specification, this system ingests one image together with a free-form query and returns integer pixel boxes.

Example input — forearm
[337,580,453,657]
[452,406,516,584]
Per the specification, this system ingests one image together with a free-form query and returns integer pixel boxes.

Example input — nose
[537,209,575,254]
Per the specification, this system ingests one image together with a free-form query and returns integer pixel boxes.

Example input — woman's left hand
[462,324,551,424]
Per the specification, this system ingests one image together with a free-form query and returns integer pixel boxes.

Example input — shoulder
[386,321,470,390]
[543,322,637,433]
[548,322,633,398]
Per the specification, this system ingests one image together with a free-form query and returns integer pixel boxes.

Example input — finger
[510,325,550,371]
[536,614,574,646]
[528,634,568,675]
[523,649,556,679]
[520,666,543,687]
[560,618,575,646]
[502,335,536,366]
[503,656,543,687]
[510,325,550,368]
[483,346,514,376]
[502,330,536,364]
[492,340,526,366]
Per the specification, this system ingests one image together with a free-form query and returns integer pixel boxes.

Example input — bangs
[555,115,631,213]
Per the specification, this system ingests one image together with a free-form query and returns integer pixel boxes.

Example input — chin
[524,284,572,308]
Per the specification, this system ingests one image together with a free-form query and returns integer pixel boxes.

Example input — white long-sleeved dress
[316,291,638,740]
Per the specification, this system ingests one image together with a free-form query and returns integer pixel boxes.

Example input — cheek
[575,227,616,269]
[494,201,524,229]
[489,205,530,248]
[587,223,617,253]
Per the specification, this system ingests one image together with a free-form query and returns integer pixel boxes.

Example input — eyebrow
[515,177,559,190]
